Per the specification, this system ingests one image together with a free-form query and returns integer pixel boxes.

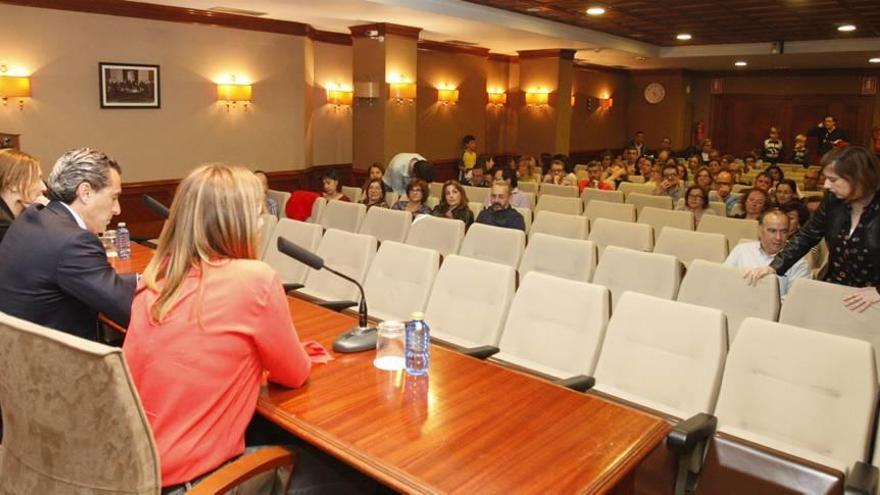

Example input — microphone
[276,237,377,353]
[142,194,170,219]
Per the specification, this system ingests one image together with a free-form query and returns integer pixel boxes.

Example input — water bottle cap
[118,222,126,227]
[410,312,424,319]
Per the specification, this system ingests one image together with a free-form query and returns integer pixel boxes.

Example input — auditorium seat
[535,195,582,216]
[468,201,484,220]
[306,197,326,224]
[258,213,278,259]
[341,185,363,203]
[298,228,377,303]
[320,200,366,233]
[385,191,399,207]
[268,189,291,218]
[428,181,443,199]
[593,246,681,309]
[581,188,624,206]
[425,196,439,209]
[363,241,440,322]
[583,200,637,224]
[459,223,525,268]
[588,218,653,256]
[677,259,779,343]
[696,318,878,495]
[0,312,296,495]
[529,210,589,241]
[638,206,695,238]
[618,182,655,197]
[516,207,532,232]
[405,215,464,257]
[626,193,673,214]
[262,219,324,286]
[780,278,880,379]
[359,207,412,243]
[653,227,728,267]
[539,183,579,198]
[520,192,536,210]
[518,181,539,194]
[518,233,596,283]
[707,201,727,217]
[493,271,610,379]
[463,185,489,204]
[697,215,759,251]
[424,255,516,349]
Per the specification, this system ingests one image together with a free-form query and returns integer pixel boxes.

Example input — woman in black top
[746,146,880,312]
[432,180,474,228]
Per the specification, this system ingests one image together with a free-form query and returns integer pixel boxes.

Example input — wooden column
[515,49,575,158]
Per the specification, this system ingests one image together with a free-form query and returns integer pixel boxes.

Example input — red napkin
[303,340,334,364]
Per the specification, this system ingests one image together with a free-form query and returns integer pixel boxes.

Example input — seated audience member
[765,165,785,188]
[707,159,722,178]
[678,185,716,227]
[675,163,689,183]
[780,201,810,236]
[773,178,801,207]
[471,154,495,182]
[803,168,822,192]
[0,148,136,340]
[733,188,769,220]
[363,163,390,194]
[698,139,713,163]
[484,167,532,209]
[804,195,823,215]
[123,164,311,491]
[650,163,685,202]
[727,160,744,183]
[543,159,577,186]
[516,155,540,183]
[392,179,432,215]
[432,180,474,228]
[476,180,526,231]
[578,161,614,192]
[791,134,809,167]
[694,166,714,193]
[465,163,491,187]
[321,169,349,202]
[686,155,701,173]
[253,170,278,217]
[726,209,809,299]
[605,159,629,188]
[0,149,46,244]
[361,179,388,210]
[622,146,639,174]
[753,172,773,192]
[742,154,757,174]
[637,157,654,180]
[383,152,428,195]
[714,171,738,215]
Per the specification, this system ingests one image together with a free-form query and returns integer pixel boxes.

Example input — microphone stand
[322,264,378,353]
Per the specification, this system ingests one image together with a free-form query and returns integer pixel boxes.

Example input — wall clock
[644,82,666,104]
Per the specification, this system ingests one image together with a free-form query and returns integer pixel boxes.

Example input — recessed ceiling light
[676,33,692,41]
[838,24,856,32]
[870,57,880,63]
[586,6,606,16]
[734,60,748,67]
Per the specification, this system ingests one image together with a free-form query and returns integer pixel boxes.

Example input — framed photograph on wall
[99,62,160,108]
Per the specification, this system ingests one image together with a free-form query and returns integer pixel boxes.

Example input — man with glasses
[650,163,684,202]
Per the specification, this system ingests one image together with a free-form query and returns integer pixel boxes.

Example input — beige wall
[312,41,353,166]
[0,4,309,182]
[627,71,690,151]
[569,67,628,154]
[517,57,567,157]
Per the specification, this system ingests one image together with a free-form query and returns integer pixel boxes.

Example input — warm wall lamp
[216,76,252,111]
[525,89,550,106]
[389,81,416,104]
[328,85,353,109]
[599,97,613,109]
[487,89,507,106]
[437,87,459,105]
[0,66,31,111]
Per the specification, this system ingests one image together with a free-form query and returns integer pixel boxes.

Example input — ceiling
[463,0,880,46]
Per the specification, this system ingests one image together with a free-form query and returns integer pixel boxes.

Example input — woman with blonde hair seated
[0,149,46,244]
[123,164,311,491]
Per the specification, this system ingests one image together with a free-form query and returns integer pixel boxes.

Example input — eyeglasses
[687,193,704,199]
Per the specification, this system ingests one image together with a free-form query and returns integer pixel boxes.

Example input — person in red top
[123,164,311,490]
[578,160,615,193]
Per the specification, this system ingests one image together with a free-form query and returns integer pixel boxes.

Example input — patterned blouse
[825,196,880,289]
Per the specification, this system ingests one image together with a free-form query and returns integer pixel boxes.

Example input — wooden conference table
[114,244,670,494]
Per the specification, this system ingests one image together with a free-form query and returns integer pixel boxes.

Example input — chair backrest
[319,200,366,233]
[262,219,324,284]
[425,196,439,209]
[463,186,489,204]
[517,181,539,194]
[385,191,399,207]
[363,241,440,322]
[424,255,516,348]
[618,182,655,196]
[593,246,681,309]
[593,292,727,419]
[306,197,326,224]
[519,233,596,283]
[428,181,444,199]
[626,192,673,214]
[302,229,377,302]
[515,207,532,232]
[581,188,624,206]
[519,192,536,210]
[0,312,161,494]
[677,259,779,342]
[780,278,880,380]
[468,201,484,220]
[459,223,526,268]
[715,318,877,471]
[341,185,363,204]
[654,227,728,267]
[495,272,610,378]
[539,183,579,198]
[584,200,637,224]
[697,215,759,251]
[707,201,727,217]
[268,190,292,219]
[258,214,278,259]
[359,207,412,243]
[529,210,590,241]
[534,195,583,215]
[405,215,465,257]
[638,207,694,238]
[731,184,750,194]
[588,218,653,256]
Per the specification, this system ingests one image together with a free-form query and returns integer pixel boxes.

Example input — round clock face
[644,82,666,104]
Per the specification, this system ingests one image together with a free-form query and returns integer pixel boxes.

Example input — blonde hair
[0,149,42,203]
[142,164,264,322]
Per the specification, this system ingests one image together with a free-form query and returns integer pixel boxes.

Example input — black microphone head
[277,237,324,270]
[142,194,170,219]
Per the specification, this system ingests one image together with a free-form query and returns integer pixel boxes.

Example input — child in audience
[363,163,390,194]
[791,134,809,167]
[459,135,477,181]
[762,126,784,165]
[432,180,474,228]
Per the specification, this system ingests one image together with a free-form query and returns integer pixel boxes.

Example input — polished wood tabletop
[109,241,155,275]
[259,298,670,494]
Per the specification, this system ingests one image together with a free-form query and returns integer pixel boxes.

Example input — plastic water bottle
[116,222,131,260]
[405,312,430,376]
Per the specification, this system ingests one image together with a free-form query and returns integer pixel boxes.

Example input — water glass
[101,230,118,258]
[373,320,405,371]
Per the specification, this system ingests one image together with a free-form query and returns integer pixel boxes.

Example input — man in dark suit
[0,148,136,341]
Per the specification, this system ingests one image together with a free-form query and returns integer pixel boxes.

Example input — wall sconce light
[328,86,353,109]
[0,66,31,111]
[437,87,459,105]
[487,89,507,106]
[525,89,550,106]
[389,81,416,104]
[571,94,577,107]
[216,76,252,112]
[599,97,613,110]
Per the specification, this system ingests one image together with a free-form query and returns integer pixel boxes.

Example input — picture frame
[99,62,160,109]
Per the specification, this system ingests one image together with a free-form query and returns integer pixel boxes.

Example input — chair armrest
[282,283,304,293]
[188,446,296,495]
[666,413,717,455]
[554,375,595,392]
[845,461,878,495]
[317,300,358,312]
[462,345,499,359]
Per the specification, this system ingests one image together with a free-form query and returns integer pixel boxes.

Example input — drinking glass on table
[101,230,118,258]
[374,320,405,371]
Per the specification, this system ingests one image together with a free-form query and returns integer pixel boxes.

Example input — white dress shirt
[725,240,810,299]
